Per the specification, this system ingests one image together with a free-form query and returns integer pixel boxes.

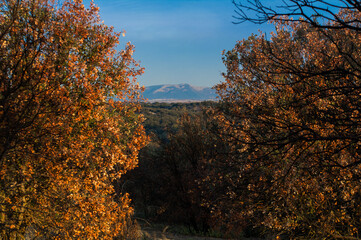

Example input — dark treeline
[122,102,261,238]
[123,102,216,229]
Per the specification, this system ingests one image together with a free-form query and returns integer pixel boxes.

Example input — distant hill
[143,84,217,102]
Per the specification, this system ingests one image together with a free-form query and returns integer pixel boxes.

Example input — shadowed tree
[209,5,361,238]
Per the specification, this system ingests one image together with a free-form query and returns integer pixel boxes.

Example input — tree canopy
[0,0,147,238]
[210,5,361,239]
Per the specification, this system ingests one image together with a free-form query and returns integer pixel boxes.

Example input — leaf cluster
[0,0,147,239]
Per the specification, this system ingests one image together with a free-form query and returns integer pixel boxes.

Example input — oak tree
[0,0,147,239]
[211,8,361,239]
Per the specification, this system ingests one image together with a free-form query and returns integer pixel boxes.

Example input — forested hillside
[141,102,214,139]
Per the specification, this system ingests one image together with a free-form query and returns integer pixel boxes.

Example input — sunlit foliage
[0,0,147,238]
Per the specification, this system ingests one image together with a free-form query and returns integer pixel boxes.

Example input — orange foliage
[210,9,361,239]
[0,0,146,239]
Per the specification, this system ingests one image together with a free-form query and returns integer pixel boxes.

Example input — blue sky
[84,0,274,87]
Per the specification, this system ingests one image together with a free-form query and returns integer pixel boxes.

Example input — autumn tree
[210,7,361,239]
[0,0,147,239]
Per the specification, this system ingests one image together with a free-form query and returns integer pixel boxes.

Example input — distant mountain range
[143,84,217,102]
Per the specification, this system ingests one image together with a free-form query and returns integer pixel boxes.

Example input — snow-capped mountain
[143,84,217,102]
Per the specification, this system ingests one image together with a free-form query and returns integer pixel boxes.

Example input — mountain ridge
[143,83,217,102]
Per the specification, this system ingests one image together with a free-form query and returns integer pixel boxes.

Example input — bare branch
[233,0,361,30]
